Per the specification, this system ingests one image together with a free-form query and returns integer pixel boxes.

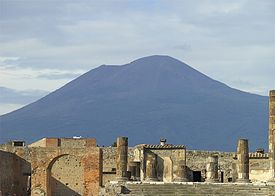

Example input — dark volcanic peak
[0,55,268,151]
[70,55,227,95]
[127,55,207,80]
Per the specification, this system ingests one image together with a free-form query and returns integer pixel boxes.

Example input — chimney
[256,148,264,154]
[160,138,167,146]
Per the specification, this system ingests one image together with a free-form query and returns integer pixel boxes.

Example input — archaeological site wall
[1,90,275,196]
[0,143,31,195]
[0,138,102,196]
[100,147,270,185]
[101,147,134,185]
[31,146,102,196]
[0,150,30,195]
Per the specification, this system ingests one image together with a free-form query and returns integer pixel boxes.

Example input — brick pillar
[206,155,219,183]
[236,139,250,183]
[145,152,158,181]
[269,90,275,182]
[116,137,128,181]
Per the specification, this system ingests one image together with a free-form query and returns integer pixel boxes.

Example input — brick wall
[30,147,102,196]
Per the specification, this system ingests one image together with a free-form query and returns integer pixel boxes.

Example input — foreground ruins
[0,90,275,195]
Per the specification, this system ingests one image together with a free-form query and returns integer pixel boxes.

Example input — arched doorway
[48,154,84,196]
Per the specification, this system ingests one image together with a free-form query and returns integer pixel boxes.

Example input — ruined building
[0,90,275,195]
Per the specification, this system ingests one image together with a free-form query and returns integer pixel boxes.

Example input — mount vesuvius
[0,55,268,151]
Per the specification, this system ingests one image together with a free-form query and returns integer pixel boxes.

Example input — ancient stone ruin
[0,90,275,195]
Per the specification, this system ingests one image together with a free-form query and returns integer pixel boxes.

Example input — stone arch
[47,154,84,196]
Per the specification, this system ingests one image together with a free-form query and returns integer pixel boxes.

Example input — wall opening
[220,171,224,183]
[12,141,25,147]
[193,171,201,182]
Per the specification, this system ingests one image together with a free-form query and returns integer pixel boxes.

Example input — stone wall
[139,148,186,182]
[0,141,272,195]
[0,148,31,195]
[250,157,269,182]
[101,147,134,185]
[100,148,270,183]
[186,150,235,182]
[100,147,235,183]
[29,138,96,148]
[186,150,270,182]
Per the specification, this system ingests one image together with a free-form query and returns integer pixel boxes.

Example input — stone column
[145,152,158,181]
[269,90,275,181]
[116,137,128,181]
[205,155,219,183]
[173,160,188,182]
[236,139,250,183]
[173,149,188,182]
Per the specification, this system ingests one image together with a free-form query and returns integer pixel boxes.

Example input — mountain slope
[0,55,268,151]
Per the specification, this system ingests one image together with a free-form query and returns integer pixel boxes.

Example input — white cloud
[0,64,85,91]
[197,1,244,14]
[0,86,49,115]
[0,56,19,62]
[0,0,274,114]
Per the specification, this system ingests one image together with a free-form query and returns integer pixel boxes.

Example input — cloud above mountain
[0,0,274,114]
[0,87,48,104]
[0,87,49,115]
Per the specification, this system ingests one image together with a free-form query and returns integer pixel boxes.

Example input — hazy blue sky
[0,0,275,114]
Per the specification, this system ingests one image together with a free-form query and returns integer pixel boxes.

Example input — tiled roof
[233,152,268,159]
[249,152,268,158]
[143,144,185,149]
